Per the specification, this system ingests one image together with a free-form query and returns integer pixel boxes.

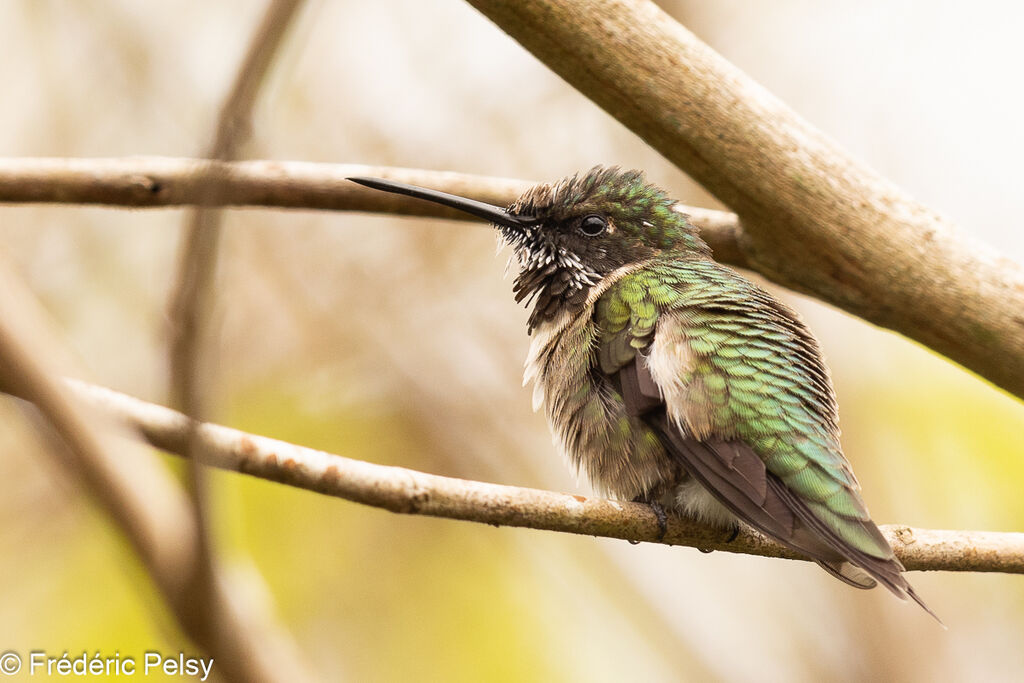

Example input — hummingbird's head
[348,166,708,331]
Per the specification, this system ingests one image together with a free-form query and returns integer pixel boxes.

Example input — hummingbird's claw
[632,496,669,542]
[649,501,669,542]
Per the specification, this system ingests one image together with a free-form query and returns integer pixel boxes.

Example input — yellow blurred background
[2,1,1024,681]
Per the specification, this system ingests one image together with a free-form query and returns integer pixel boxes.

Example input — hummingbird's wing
[596,260,936,616]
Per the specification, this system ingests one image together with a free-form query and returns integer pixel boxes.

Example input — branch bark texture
[39,379,1024,576]
[465,0,1024,399]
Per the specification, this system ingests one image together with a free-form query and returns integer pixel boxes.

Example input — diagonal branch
[12,378,1016,577]
[0,259,312,682]
[464,0,1024,399]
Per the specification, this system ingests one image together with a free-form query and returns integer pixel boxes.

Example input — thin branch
[25,378,1019,576]
[466,0,1024,400]
[169,2,306,418]
[164,2,309,681]
[0,157,747,268]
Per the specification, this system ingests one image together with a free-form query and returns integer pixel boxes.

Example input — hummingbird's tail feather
[907,585,946,628]
[815,560,876,589]
[770,480,944,625]
[653,420,884,571]
[650,417,943,623]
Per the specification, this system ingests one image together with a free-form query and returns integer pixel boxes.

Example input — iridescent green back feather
[596,257,892,561]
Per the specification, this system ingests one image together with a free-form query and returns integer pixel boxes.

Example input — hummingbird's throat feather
[500,225,601,332]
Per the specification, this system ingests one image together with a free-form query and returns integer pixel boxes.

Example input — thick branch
[465,0,1024,399]
[0,157,747,267]
[22,379,1018,576]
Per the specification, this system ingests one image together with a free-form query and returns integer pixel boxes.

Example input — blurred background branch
[164,0,310,680]
[169,0,308,421]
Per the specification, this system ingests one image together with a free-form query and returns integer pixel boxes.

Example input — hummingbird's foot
[632,495,669,542]
[650,501,669,542]
[723,523,740,544]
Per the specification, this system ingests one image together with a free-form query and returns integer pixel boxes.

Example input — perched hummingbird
[349,167,937,619]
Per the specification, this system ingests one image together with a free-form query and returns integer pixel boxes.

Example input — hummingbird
[348,166,937,620]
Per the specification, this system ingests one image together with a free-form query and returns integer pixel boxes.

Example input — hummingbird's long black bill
[347,176,535,229]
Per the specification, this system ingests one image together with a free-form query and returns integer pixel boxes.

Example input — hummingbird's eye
[579,214,608,237]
